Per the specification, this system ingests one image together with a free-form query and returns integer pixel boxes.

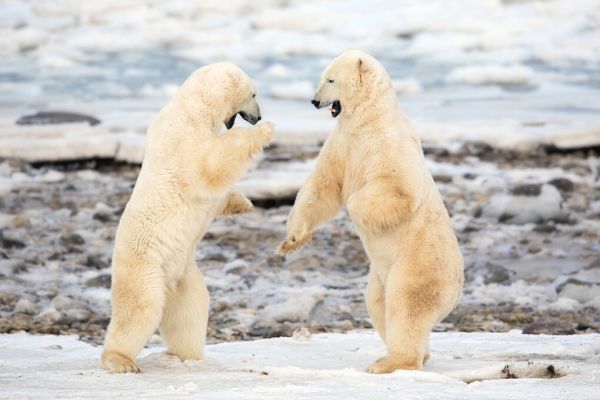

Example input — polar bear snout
[239,110,261,125]
[311,98,341,118]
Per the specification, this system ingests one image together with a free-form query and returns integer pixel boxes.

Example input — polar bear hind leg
[367,269,440,374]
[366,272,386,342]
[159,261,209,361]
[101,267,165,373]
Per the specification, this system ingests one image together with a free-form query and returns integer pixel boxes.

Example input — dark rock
[85,274,111,288]
[576,322,592,331]
[462,142,494,157]
[92,211,112,222]
[498,213,515,223]
[434,175,453,183]
[512,184,542,196]
[0,232,26,249]
[85,254,109,269]
[548,178,574,192]
[483,264,515,285]
[534,223,556,233]
[16,111,101,126]
[523,320,575,335]
[60,233,85,246]
[0,291,18,307]
[200,253,228,262]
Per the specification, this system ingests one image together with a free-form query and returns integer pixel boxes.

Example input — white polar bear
[277,51,464,373]
[101,63,274,373]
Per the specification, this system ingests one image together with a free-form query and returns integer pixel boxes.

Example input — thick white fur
[277,51,464,373]
[101,63,274,373]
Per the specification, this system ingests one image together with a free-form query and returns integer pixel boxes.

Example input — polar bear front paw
[101,351,141,373]
[276,231,312,255]
[254,122,275,146]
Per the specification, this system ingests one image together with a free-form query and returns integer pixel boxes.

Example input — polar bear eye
[252,93,256,98]
[328,79,334,83]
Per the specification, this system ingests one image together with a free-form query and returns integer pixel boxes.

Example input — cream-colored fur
[277,51,464,373]
[101,63,274,373]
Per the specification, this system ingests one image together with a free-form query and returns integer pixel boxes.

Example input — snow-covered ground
[1,0,600,162]
[1,330,599,399]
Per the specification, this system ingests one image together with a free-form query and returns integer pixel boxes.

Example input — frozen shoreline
[1,330,599,399]
[1,144,599,342]
[1,0,600,162]
[1,92,600,165]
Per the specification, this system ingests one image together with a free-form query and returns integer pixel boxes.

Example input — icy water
[1,0,600,149]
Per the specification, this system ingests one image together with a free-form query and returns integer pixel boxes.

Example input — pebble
[0,291,18,307]
[556,278,600,303]
[37,308,62,323]
[0,259,27,275]
[548,178,574,192]
[85,274,111,288]
[292,327,311,342]
[522,320,575,335]
[51,295,86,311]
[14,298,38,315]
[62,308,91,323]
[60,232,85,246]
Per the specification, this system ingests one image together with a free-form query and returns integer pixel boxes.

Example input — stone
[523,319,575,335]
[14,298,38,315]
[61,308,91,323]
[512,184,542,196]
[10,214,31,228]
[85,274,111,288]
[37,308,62,323]
[292,327,311,342]
[200,253,228,262]
[548,178,574,192]
[16,111,101,126]
[0,291,18,307]
[0,259,27,275]
[556,278,600,303]
[51,295,86,311]
[85,254,109,269]
[0,232,26,249]
[60,233,85,246]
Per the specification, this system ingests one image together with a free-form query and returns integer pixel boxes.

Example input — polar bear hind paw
[367,356,420,374]
[101,351,141,373]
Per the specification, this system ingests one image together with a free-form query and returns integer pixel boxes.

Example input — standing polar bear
[277,51,464,373]
[102,63,274,373]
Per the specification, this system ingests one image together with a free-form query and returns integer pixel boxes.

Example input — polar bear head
[311,50,392,118]
[177,62,261,130]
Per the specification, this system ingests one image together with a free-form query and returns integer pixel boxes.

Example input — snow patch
[447,65,535,86]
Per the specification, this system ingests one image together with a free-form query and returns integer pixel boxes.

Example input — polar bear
[101,63,274,373]
[277,51,464,373]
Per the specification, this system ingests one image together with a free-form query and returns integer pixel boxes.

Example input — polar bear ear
[357,57,369,86]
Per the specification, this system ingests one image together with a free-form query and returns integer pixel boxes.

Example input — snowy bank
[1,331,599,399]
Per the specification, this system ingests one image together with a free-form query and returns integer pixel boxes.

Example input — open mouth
[224,111,260,129]
[329,100,341,118]
[224,114,237,129]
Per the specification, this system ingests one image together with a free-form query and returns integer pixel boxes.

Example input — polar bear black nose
[311,99,320,108]
[257,115,261,121]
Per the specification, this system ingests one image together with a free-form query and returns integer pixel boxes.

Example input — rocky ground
[1,143,599,346]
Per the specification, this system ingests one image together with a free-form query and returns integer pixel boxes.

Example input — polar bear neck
[342,84,399,126]
[170,91,230,134]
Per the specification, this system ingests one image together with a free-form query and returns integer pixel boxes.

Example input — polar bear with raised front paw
[101,63,274,373]
[277,51,463,373]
